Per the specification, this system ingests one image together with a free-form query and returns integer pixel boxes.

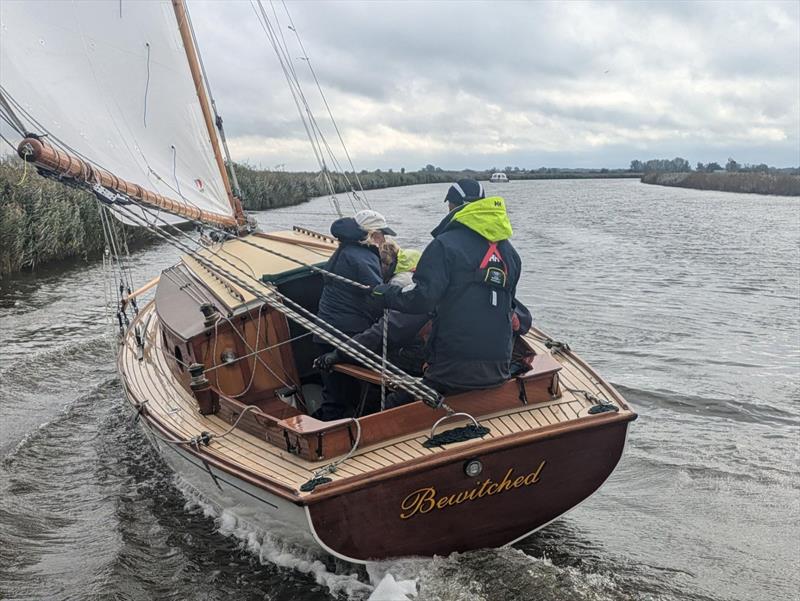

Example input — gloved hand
[370,283,397,311]
[371,283,394,297]
[312,349,343,372]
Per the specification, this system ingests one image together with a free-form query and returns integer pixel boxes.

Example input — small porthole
[174,346,184,371]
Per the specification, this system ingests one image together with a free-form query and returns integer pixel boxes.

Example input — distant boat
[491,172,510,183]
[2,0,636,564]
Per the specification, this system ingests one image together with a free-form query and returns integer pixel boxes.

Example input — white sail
[0,0,233,222]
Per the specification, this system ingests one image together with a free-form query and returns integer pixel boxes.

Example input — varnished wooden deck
[120,301,630,499]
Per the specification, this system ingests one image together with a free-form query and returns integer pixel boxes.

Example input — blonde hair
[380,237,400,266]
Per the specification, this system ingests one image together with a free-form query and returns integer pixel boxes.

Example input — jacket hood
[395,248,421,274]
[330,217,368,242]
[432,196,513,242]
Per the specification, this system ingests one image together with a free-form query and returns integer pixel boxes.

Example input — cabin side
[152,229,565,462]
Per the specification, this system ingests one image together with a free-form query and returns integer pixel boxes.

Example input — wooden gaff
[16,137,239,229]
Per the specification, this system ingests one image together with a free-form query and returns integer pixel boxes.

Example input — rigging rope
[14,148,30,186]
[381,308,389,410]
[0,89,27,134]
[136,403,262,447]
[251,0,371,217]
[105,192,443,407]
[279,0,371,209]
[265,0,365,212]
[301,417,362,492]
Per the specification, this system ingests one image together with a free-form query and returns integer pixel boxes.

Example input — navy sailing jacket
[316,218,383,339]
[375,197,522,390]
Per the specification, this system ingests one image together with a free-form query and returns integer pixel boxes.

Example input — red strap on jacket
[479,242,507,272]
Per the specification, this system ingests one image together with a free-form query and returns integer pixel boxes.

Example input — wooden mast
[171,0,246,225]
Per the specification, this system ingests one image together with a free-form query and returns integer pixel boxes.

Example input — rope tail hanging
[143,42,151,127]
[15,148,30,186]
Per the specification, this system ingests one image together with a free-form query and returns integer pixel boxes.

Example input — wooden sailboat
[1,0,636,563]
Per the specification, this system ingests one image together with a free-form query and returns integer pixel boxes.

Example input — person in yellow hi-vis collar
[370,179,523,403]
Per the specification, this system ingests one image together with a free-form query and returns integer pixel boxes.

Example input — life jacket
[474,241,510,308]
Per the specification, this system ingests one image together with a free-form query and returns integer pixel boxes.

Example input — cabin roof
[182,229,336,311]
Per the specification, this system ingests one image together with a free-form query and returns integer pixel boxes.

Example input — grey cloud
[189,0,800,169]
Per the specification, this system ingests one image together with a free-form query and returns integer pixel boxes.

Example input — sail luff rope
[108,195,442,406]
[172,0,242,223]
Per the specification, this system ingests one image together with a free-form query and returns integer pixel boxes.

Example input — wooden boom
[16,137,239,229]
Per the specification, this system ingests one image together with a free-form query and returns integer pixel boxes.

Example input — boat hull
[137,419,316,548]
[306,418,631,562]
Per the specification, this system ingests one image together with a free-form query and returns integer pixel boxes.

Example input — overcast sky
[189,0,799,171]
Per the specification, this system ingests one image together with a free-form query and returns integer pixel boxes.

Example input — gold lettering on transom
[399,461,546,520]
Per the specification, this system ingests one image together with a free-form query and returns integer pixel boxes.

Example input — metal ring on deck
[429,412,480,440]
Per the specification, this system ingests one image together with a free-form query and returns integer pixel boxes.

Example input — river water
[1,179,798,601]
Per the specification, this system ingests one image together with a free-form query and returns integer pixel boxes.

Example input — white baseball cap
[354,210,397,236]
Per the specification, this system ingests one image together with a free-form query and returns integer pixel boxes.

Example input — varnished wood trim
[302,411,636,503]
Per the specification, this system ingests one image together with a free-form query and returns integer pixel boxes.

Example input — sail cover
[0,0,234,223]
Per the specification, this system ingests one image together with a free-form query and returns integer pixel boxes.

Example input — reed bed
[0,158,154,276]
[641,171,800,196]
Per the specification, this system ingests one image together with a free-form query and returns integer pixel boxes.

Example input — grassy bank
[234,164,462,210]
[0,159,156,276]
[641,171,800,196]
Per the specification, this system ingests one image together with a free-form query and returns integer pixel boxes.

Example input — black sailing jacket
[376,197,522,390]
[315,218,383,340]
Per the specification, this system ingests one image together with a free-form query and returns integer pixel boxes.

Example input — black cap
[444,179,486,206]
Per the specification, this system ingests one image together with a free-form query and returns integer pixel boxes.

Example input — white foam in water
[366,561,422,599]
[366,573,417,601]
[175,478,376,599]
[172,478,629,601]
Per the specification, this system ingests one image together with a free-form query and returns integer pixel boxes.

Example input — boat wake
[175,478,642,601]
[176,478,377,598]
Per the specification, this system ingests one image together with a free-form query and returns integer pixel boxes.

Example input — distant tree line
[630,157,798,175]
[234,163,636,209]
[641,171,800,196]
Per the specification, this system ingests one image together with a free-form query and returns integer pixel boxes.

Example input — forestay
[0,0,233,222]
